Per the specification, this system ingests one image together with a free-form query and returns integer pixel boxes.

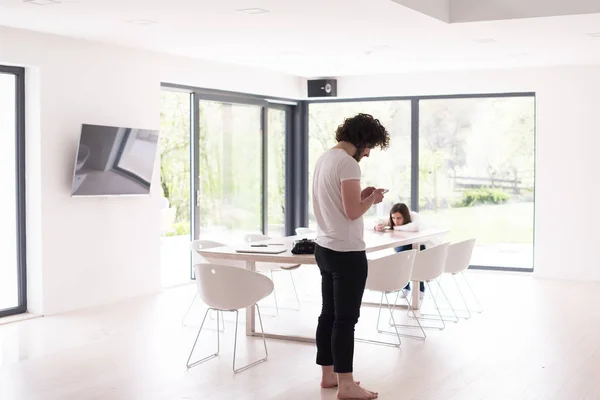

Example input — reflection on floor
[2,270,600,400]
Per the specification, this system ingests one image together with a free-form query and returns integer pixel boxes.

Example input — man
[312,113,390,400]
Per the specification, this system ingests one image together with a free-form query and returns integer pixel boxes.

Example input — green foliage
[457,187,511,207]
[159,91,191,229]
[166,221,191,237]
[160,92,287,236]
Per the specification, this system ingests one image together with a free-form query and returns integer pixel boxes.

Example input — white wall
[335,66,600,281]
[0,26,302,315]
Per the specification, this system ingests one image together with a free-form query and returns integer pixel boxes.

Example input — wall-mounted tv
[71,124,160,197]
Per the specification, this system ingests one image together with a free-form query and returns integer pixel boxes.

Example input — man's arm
[341,180,383,221]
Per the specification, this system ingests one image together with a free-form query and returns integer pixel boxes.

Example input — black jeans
[395,244,426,292]
[315,244,368,374]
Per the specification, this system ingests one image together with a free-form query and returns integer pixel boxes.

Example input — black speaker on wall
[307,79,337,98]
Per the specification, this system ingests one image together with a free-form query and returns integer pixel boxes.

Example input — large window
[308,101,412,227]
[418,96,535,269]
[308,94,535,271]
[0,66,26,317]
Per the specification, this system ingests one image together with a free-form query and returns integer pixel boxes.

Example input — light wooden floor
[1,270,600,400]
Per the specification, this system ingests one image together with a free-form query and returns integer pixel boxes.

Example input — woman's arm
[393,211,422,232]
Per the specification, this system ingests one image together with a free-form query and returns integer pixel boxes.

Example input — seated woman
[375,203,425,298]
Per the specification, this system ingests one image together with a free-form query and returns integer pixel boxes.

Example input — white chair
[187,263,273,373]
[295,227,315,235]
[398,243,455,331]
[358,250,422,346]
[444,239,482,318]
[244,234,301,314]
[182,240,228,326]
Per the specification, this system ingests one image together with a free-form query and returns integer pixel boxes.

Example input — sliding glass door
[195,100,263,243]
[192,97,292,245]
[266,107,288,237]
[0,66,26,317]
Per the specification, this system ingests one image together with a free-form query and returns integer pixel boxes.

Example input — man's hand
[361,186,376,201]
[369,189,385,205]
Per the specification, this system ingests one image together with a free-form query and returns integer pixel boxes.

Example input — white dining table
[197,227,448,343]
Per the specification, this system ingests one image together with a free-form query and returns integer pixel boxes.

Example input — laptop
[235,247,287,255]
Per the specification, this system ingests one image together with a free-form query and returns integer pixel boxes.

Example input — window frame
[0,65,27,318]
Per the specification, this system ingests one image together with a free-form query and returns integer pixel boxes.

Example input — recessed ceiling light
[587,32,600,38]
[237,8,269,14]
[23,0,61,5]
[126,19,159,26]
[473,38,497,44]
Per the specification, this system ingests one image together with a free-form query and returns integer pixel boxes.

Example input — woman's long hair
[388,203,412,228]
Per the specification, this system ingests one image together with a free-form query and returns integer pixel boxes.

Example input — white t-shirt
[312,149,365,252]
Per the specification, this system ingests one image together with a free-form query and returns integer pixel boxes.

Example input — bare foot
[320,373,359,389]
[337,381,378,399]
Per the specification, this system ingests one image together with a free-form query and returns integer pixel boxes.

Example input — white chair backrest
[190,240,225,252]
[245,233,270,243]
[194,263,274,310]
[411,243,449,282]
[445,239,476,274]
[190,240,224,266]
[366,250,417,293]
[190,240,244,268]
[295,227,315,235]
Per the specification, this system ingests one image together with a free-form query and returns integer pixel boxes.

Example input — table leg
[245,260,256,336]
[412,242,422,310]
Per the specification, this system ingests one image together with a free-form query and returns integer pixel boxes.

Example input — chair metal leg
[435,279,459,322]
[461,272,483,313]
[182,292,224,332]
[269,271,279,316]
[289,271,301,311]
[213,310,226,332]
[375,292,384,333]
[426,281,446,330]
[411,279,459,323]
[181,292,198,326]
[233,305,269,373]
[186,308,219,369]
[387,290,427,340]
[452,274,471,319]
[356,292,402,347]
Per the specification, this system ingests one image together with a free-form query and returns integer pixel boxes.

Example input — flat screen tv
[71,124,160,197]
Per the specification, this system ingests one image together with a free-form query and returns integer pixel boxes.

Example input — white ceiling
[1,0,600,77]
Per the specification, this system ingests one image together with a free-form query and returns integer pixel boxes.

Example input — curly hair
[335,113,390,151]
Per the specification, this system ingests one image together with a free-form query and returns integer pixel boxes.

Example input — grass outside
[174,201,534,247]
[420,202,534,245]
